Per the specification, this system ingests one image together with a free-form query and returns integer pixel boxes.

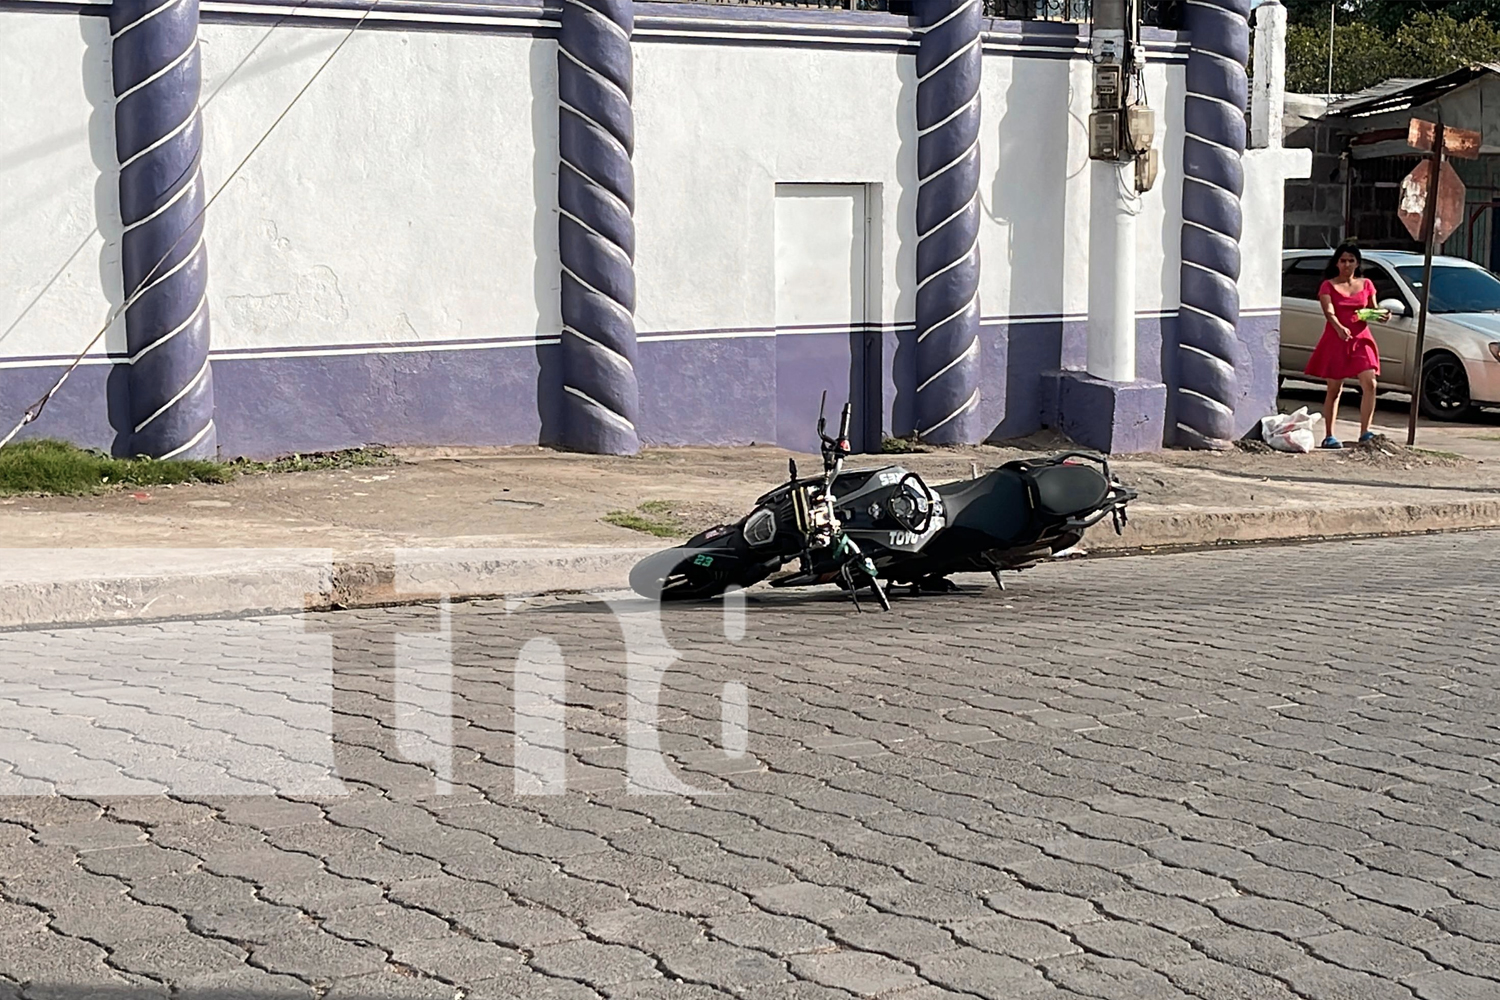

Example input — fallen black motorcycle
[629,394,1137,610]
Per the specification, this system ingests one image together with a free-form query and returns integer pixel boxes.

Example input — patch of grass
[881,435,928,454]
[0,440,398,496]
[603,499,687,538]
[0,439,231,496]
[228,446,395,475]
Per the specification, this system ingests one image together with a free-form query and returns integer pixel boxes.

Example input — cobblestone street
[2,533,1500,999]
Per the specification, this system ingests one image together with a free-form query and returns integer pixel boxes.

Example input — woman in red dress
[1304,243,1388,448]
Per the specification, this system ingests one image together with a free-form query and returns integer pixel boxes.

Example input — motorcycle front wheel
[628,546,773,602]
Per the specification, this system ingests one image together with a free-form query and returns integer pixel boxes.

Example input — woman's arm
[1366,279,1391,321]
[1320,292,1351,340]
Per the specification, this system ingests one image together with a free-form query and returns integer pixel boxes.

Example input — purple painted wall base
[1229,314,1281,440]
[888,315,1172,444]
[212,349,547,457]
[0,310,1264,460]
[1038,370,1168,454]
[638,336,777,447]
[0,365,125,454]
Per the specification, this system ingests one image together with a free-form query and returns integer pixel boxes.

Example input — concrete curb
[3,499,1498,629]
[0,547,654,631]
[1085,497,1500,554]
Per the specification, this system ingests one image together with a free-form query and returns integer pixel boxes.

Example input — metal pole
[1342,151,1353,240]
[1327,2,1335,98]
[1408,114,1445,447]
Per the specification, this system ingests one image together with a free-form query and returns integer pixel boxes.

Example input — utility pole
[1087,0,1155,383]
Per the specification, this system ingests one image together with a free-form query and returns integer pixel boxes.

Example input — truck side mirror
[1379,298,1407,318]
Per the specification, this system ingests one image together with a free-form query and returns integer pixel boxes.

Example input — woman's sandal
[1321,436,1344,449]
[1358,431,1377,444]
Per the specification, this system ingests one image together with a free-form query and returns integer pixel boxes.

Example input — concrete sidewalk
[2,427,1499,628]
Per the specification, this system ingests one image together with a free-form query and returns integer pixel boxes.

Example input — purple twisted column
[914,0,982,444]
[558,0,640,455]
[111,0,215,459]
[1175,0,1250,449]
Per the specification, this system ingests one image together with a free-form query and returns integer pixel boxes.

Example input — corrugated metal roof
[1328,64,1500,119]
[1326,78,1432,114]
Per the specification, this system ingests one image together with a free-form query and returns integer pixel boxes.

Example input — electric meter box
[1093,64,1123,110]
[1135,147,1159,192]
[1089,111,1121,160]
[1126,104,1156,154]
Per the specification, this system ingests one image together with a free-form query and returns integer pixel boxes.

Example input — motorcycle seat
[1021,463,1109,518]
[937,470,1031,540]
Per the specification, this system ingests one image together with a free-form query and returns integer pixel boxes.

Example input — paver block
[656,941,792,991]
[389,936,524,982]
[786,951,920,995]
[529,940,659,988]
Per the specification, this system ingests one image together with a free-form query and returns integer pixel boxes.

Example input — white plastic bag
[1259,407,1325,454]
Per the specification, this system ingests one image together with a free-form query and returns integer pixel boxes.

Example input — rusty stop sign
[1398,118,1481,244]
[1400,116,1482,446]
[1399,158,1466,245]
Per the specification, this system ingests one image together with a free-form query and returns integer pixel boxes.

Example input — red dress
[1304,278,1381,380]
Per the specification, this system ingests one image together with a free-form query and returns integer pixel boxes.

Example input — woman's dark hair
[1322,242,1365,278]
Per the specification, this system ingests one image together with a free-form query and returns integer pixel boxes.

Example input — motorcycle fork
[794,477,889,614]
[833,535,890,613]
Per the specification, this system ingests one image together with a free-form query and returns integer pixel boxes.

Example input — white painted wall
[0,11,1244,405]
[1250,1,1297,311]
[1241,0,1310,314]
[633,42,909,335]
[633,42,1185,337]
[0,12,123,363]
[0,15,558,369]
[196,25,558,352]
[772,185,867,329]
[979,55,1184,324]
[1242,148,1310,314]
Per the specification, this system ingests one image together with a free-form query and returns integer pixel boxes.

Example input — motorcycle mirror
[788,458,798,480]
[817,390,828,435]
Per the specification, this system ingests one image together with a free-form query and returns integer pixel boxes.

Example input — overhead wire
[0,0,385,452]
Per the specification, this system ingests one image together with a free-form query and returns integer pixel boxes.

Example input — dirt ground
[1,418,1497,555]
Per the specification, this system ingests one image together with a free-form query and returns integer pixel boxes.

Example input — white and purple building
[0,0,1306,458]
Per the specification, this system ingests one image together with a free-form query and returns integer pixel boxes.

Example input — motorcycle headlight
[743,507,777,547]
